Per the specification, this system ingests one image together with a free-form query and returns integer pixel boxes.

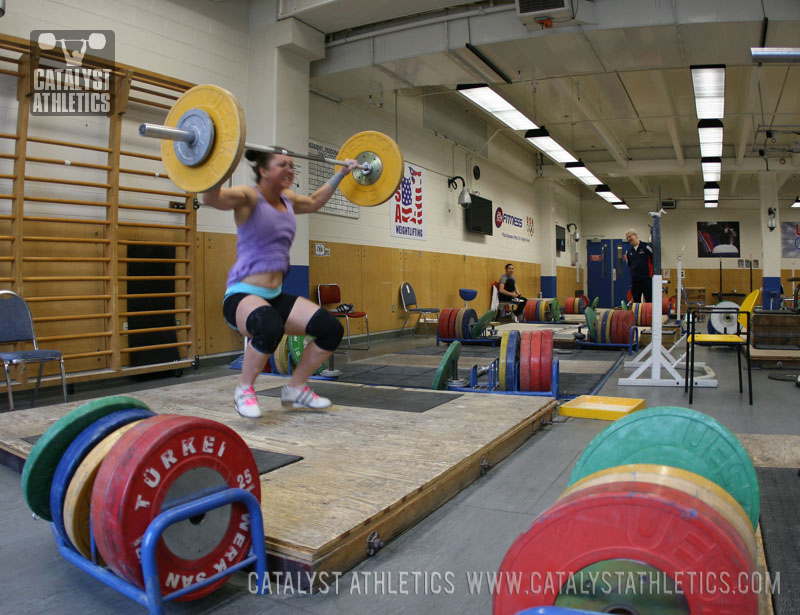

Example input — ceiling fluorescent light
[750,47,800,63]
[595,184,622,204]
[565,161,602,186]
[613,201,630,210]
[691,64,725,119]
[457,84,537,131]
[704,182,720,202]
[698,119,724,157]
[792,196,800,208]
[701,157,722,182]
[704,201,718,208]
[525,127,577,164]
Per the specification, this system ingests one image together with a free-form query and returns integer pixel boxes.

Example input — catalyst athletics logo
[30,30,114,116]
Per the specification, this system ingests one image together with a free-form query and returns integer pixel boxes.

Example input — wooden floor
[0,373,557,585]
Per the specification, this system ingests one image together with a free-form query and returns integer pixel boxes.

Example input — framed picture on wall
[697,221,740,258]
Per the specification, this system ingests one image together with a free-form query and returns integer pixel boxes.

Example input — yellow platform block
[559,395,646,421]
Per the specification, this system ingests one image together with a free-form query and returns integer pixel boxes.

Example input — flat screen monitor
[464,195,493,236]
[556,224,566,253]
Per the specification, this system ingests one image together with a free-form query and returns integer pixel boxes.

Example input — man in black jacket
[625,229,653,303]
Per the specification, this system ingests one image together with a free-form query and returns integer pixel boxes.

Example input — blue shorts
[222,283,299,331]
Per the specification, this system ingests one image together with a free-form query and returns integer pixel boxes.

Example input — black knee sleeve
[306,308,344,351]
[246,305,285,354]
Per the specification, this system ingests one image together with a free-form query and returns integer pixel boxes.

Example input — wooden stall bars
[0,33,199,394]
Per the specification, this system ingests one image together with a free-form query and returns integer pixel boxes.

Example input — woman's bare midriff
[241,271,283,290]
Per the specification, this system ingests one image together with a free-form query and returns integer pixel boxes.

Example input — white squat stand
[619,213,716,388]
[623,253,716,384]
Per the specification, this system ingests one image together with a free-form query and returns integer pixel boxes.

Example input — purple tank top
[226,190,296,287]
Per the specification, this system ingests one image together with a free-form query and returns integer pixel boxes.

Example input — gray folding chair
[400,282,439,338]
[0,291,68,410]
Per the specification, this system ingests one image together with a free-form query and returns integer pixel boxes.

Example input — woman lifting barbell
[203,149,358,418]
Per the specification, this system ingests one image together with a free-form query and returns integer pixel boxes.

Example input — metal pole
[244,141,356,168]
[650,211,663,381]
[651,212,662,277]
[139,123,365,170]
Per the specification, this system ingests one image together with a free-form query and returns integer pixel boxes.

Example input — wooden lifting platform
[0,373,557,588]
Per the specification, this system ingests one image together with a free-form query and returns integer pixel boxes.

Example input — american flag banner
[390,164,425,241]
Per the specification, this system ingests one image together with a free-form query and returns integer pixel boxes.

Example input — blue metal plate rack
[51,487,268,615]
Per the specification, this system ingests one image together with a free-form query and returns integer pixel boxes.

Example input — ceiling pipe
[326,4,515,48]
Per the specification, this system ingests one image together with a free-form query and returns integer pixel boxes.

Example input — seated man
[498,263,527,322]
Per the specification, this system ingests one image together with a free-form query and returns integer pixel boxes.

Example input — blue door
[588,239,632,308]
[587,239,612,307]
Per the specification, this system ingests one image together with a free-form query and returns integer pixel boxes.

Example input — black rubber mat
[755,467,799,614]
[20,435,299,476]
[340,367,438,388]
[250,448,302,475]
[259,381,461,412]
[364,346,623,397]
[559,373,610,397]
[557,349,625,362]
[398,345,499,358]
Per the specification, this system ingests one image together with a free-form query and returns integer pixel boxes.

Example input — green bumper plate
[21,395,152,521]
[470,310,495,339]
[584,306,598,342]
[286,334,306,366]
[550,297,561,321]
[568,405,760,529]
[432,341,461,390]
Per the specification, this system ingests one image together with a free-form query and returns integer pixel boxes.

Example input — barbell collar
[139,123,196,144]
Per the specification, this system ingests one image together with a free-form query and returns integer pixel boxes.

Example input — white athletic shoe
[281,384,331,409]
[511,313,520,323]
[234,385,262,418]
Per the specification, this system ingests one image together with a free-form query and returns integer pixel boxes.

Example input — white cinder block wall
[0,0,251,91]
[0,0,251,234]
[307,91,581,267]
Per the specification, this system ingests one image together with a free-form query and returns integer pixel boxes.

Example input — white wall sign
[390,164,426,241]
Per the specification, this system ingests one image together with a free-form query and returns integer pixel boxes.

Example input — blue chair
[400,282,439,338]
[1,291,68,410]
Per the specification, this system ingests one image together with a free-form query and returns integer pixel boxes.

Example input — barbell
[139,84,404,206]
